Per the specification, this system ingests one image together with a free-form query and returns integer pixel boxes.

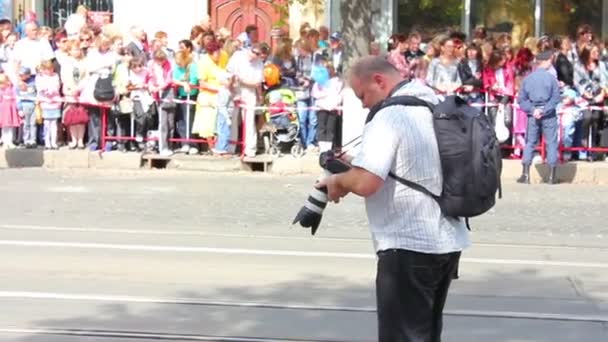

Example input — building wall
[288,1,326,40]
[113,0,208,48]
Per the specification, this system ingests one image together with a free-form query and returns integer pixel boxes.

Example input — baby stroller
[262,87,305,158]
[261,64,305,158]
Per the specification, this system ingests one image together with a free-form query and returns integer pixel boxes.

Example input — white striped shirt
[352,80,471,254]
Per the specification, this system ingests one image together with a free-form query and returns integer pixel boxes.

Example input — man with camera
[317,56,470,342]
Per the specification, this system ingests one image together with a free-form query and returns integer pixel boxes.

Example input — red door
[210,0,282,44]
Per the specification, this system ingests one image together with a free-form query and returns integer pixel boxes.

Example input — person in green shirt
[172,50,199,154]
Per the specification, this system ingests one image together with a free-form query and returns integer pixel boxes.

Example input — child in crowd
[0,73,20,148]
[267,90,295,129]
[36,60,62,150]
[311,61,343,153]
[114,48,135,152]
[148,49,175,156]
[16,67,37,148]
[557,88,588,161]
[127,56,154,152]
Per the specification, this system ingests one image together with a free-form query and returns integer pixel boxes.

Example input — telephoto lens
[292,151,351,235]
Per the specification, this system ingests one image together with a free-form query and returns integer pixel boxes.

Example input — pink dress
[0,86,21,128]
[513,99,528,134]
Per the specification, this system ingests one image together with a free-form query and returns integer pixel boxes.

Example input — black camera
[292,151,351,235]
[580,78,603,98]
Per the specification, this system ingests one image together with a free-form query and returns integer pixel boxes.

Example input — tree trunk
[340,0,373,74]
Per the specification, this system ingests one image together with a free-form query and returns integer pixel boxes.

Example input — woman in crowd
[61,39,89,149]
[457,44,483,103]
[294,39,316,152]
[270,37,297,86]
[574,44,607,160]
[192,41,226,150]
[554,35,575,88]
[83,34,116,150]
[483,49,515,130]
[426,36,462,95]
[173,49,199,154]
[387,33,409,79]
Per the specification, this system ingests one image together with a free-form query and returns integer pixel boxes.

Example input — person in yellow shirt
[192,41,227,147]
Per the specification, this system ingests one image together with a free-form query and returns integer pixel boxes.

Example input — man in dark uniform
[516,49,562,184]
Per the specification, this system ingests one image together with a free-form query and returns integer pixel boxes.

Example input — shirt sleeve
[544,76,562,115]
[40,40,55,61]
[189,63,199,86]
[517,78,533,114]
[351,109,400,180]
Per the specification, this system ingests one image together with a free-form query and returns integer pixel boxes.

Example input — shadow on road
[12,267,608,342]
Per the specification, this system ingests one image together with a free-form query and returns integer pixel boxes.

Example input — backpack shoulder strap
[364,93,439,199]
[389,172,438,199]
[365,95,434,123]
[368,95,437,200]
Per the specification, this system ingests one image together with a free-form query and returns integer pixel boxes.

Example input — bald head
[25,22,39,40]
[349,56,401,84]
[349,56,403,109]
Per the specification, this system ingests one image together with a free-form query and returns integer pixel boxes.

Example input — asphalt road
[0,168,607,341]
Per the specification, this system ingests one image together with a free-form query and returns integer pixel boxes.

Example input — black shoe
[517,164,530,184]
[547,167,559,185]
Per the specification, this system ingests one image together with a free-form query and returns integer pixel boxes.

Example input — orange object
[264,64,281,87]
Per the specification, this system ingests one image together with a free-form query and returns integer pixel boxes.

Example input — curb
[1,149,607,184]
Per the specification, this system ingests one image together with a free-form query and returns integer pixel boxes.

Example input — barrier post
[484,92,489,119]
[186,93,191,140]
[558,112,564,163]
[101,106,107,151]
[158,91,165,152]
[241,102,246,158]
[130,111,135,140]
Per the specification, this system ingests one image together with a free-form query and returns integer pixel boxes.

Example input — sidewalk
[1,148,608,184]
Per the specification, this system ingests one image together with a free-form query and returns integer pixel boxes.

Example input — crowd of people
[0,6,347,159]
[385,24,608,162]
[0,4,606,163]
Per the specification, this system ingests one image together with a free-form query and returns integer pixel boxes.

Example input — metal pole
[603,0,608,40]
[462,0,471,39]
[534,0,543,37]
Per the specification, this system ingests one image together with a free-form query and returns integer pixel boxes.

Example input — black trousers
[376,249,461,342]
[87,107,101,147]
[317,110,339,143]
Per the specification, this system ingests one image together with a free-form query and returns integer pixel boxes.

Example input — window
[470,0,535,46]
[43,0,113,28]
[396,0,462,40]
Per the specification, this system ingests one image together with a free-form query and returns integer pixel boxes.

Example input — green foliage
[396,0,463,38]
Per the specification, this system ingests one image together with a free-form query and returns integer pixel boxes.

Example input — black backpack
[94,73,116,102]
[366,94,502,222]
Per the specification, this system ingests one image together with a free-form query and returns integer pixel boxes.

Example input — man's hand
[533,108,543,119]
[315,175,348,203]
